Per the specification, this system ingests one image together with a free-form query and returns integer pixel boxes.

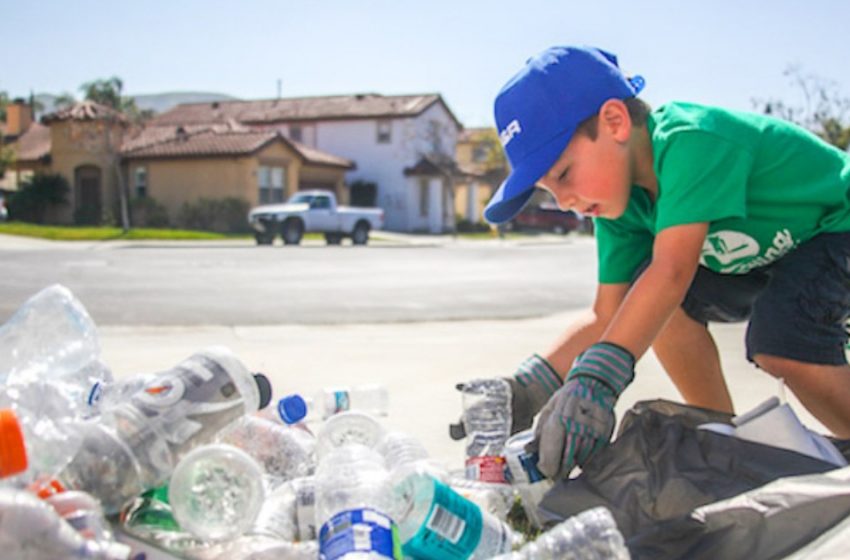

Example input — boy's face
[536,101,633,219]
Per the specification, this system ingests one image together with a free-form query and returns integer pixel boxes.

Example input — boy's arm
[542,282,630,376]
[602,222,709,359]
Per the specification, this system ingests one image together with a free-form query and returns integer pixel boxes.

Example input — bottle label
[319,508,400,560]
[403,480,484,560]
[333,391,351,414]
[506,449,546,484]
[465,456,507,483]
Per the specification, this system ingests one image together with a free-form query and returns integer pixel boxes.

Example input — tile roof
[122,127,353,169]
[42,101,128,124]
[13,122,51,162]
[151,93,462,129]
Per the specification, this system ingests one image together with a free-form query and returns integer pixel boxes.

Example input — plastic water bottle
[376,431,447,482]
[447,476,512,521]
[185,535,319,560]
[489,507,630,560]
[315,444,398,560]
[504,429,553,528]
[45,490,114,543]
[315,410,387,460]
[53,347,272,513]
[393,469,515,560]
[252,475,317,542]
[86,373,155,416]
[284,384,389,420]
[217,414,316,486]
[0,407,82,487]
[168,443,266,542]
[461,378,512,483]
[0,487,132,560]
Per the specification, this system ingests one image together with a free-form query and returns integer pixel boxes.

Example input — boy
[471,46,850,481]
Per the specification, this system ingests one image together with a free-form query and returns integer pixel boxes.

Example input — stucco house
[152,93,469,232]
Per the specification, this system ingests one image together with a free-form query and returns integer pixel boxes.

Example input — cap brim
[484,127,574,224]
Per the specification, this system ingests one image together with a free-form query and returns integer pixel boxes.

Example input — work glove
[449,354,562,440]
[531,342,635,480]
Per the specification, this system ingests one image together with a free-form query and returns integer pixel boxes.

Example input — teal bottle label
[319,508,400,559]
[333,391,351,413]
[402,480,483,560]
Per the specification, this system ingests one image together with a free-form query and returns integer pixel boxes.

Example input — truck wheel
[324,233,343,245]
[351,222,370,245]
[281,220,304,245]
[254,231,275,245]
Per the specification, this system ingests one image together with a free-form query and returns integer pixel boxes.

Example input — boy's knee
[751,353,798,379]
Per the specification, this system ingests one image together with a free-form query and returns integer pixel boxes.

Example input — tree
[8,173,70,223]
[753,66,850,150]
[53,92,77,110]
[0,91,9,121]
[79,76,146,120]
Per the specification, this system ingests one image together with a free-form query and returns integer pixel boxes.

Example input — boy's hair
[577,97,651,140]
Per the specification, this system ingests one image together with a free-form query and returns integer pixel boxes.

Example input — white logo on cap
[499,119,522,146]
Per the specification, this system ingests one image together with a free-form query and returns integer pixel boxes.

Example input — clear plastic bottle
[284,383,389,420]
[86,373,155,416]
[376,431,447,482]
[217,414,316,487]
[504,429,553,528]
[0,487,132,560]
[252,475,317,542]
[44,490,114,542]
[489,507,630,560]
[315,444,398,560]
[315,410,387,460]
[53,347,272,513]
[168,443,266,542]
[393,469,515,560]
[120,484,204,553]
[461,378,512,483]
[447,476,512,521]
[0,407,81,487]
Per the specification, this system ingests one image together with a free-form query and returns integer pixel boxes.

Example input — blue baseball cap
[484,46,645,224]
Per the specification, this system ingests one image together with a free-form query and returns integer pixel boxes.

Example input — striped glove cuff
[513,354,563,399]
[567,342,635,396]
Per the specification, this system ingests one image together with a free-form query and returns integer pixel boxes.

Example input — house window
[419,178,430,218]
[134,166,147,198]
[472,145,489,163]
[376,120,392,144]
[289,125,303,142]
[428,120,443,153]
[258,165,286,204]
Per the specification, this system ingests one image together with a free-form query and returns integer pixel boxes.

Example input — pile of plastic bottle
[0,285,631,560]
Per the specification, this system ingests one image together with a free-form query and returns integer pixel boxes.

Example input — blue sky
[4,0,850,127]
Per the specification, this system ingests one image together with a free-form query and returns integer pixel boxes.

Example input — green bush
[130,196,170,228]
[8,173,70,224]
[176,197,251,234]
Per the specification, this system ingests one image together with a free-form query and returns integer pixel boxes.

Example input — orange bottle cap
[0,409,28,478]
[30,477,66,499]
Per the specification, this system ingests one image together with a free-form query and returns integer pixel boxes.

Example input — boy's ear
[599,99,631,142]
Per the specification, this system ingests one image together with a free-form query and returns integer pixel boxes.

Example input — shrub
[130,196,170,228]
[8,172,70,223]
[176,197,251,233]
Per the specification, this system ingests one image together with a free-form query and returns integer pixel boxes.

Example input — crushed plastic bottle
[0,487,132,560]
[0,407,81,487]
[45,490,115,543]
[461,378,512,484]
[252,475,317,542]
[52,347,272,513]
[504,429,553,528]
[315,410,387,460]
[217,414,316,487]
[489,507,630,560]
[86,373,155,416]
[168,443,266,542]
[315,443,398,560]
[119,484,205,554]
[283,383,389,421]
[447,476,512,521]
[393,468,515,560]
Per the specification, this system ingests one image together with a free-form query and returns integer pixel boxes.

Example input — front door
[74,165,102,224]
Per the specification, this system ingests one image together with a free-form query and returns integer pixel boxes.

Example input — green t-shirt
[596,101,850,283]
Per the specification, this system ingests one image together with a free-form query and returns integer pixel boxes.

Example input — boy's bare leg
[652,306,735,413]
[754,354,850,438]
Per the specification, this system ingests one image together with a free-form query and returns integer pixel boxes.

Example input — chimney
[6,99,33,137]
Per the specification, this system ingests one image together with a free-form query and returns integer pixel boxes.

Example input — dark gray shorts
[680,232,850,365]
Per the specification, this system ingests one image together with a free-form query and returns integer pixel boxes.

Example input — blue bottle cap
[278,394,307,424]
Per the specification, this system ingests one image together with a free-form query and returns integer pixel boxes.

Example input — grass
[0,221,248,241]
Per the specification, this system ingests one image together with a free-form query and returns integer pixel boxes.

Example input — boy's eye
[558,167,569,182]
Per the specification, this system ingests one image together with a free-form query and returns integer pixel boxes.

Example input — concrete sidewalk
[98,310,829,470]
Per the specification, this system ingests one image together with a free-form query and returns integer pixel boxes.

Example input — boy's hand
[449,354,562,440]
[532,342,634,479]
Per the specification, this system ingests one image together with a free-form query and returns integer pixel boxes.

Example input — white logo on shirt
[700,229,797,273]
[499,120,522,146]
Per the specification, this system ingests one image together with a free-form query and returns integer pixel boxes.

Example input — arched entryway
[74,165,102,224]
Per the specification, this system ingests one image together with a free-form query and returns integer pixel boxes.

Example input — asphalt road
[0,235,598,325]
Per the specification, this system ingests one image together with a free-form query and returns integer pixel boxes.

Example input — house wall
[312,102,460,232]
[49,120,126,224]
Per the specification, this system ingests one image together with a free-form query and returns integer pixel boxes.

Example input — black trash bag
[537,400,850,559]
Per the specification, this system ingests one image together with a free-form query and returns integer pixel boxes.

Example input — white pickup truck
[248,190,384,246]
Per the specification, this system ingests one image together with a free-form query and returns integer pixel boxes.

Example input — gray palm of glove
[531,342,635,480]
[449,354,562,440]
